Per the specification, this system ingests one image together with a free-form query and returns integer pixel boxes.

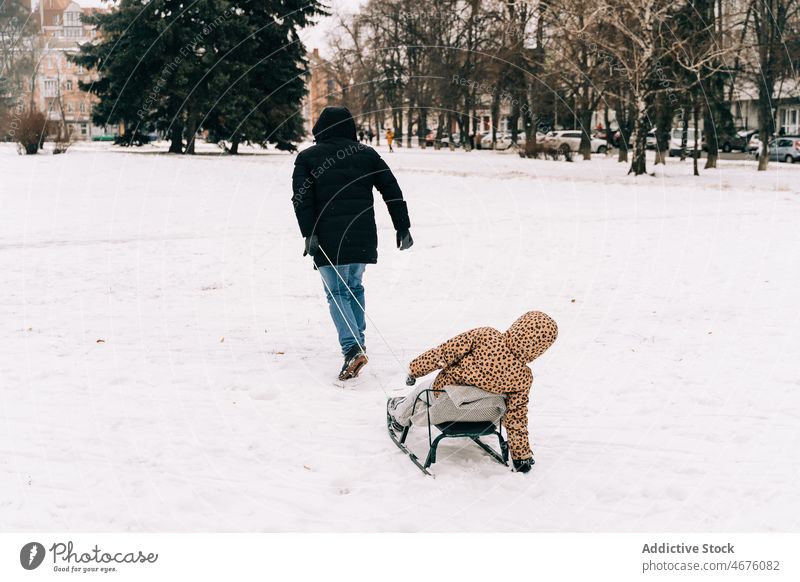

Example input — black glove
[396,229,413,250]
[513,458,534,473]
[405,374,416,386]
[303,234,319,257]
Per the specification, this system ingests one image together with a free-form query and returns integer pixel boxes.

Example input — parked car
[755,136,800,163]
[668,128,700,157]
[439,133,462,148]
[735,129,758,151]
[525,132,547,145]
[474,129,492,149]
[480,131,503,149]
[702,129,750,152]
[494,132,528,150]
[92,134,116,142]
[541,130,608,154]
[645,130,657,150]
[747,134,762,153]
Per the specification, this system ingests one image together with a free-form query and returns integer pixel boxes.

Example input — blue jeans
[318,263,366,355]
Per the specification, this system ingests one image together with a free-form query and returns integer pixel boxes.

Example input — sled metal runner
[387,389,510,476]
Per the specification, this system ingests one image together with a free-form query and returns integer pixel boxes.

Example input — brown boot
[338,347,368,381]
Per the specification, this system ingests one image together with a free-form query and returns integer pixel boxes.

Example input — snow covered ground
[1,141,798,532]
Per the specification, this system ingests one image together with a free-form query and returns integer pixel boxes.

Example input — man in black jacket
[292,106,413,381]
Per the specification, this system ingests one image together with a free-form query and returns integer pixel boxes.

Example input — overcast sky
[73,0,364,57]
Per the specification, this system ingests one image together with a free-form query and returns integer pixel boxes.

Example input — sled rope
[316,245,407,375]
[312,253,391,396]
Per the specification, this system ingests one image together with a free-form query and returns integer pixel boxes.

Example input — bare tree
[50,68,73,154]
[747,0,799,170]
[668,0,738,173]
[552,0,609,159]
[1,0,40,138]
[578,0,675,175]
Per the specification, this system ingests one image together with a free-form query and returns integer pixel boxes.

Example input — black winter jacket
[291,106,410,267]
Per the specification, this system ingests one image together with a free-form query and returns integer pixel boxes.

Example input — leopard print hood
[503,311,558,363]
[408,310,559,460]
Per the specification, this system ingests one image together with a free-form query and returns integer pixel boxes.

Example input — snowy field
[1,141,798,532]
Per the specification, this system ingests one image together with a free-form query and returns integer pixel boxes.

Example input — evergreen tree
[71,0,323,153]
[202,0,318,153]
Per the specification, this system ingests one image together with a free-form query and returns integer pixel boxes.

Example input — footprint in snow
[250,390,278,401]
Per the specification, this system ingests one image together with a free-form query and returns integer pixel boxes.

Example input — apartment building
[34,0,105,140]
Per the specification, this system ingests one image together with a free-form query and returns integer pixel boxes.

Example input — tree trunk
[756,83,773,172]
[704,146,718,169]
[396,109,403,146]
[629,133,647,174]
[509,101,520,146]
[654,93,673,165]
[471,103,479,150]
[448,112,455,151]
[460,110,471,152]
[168,123,183,153]
[628,102,648,175]
[406,105,414,148]
[679,111,689,162]
[184,110,197,155]
[693,101,700,176]
[434,112,444,150]
[490,91,501,149]
[578,108,593,160]
[757,130,769,171]
[229,136,240,155]
[704,104,718,169]
[616,98,633,163]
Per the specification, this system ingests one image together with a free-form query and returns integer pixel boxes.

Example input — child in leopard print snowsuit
[401,311,558,471]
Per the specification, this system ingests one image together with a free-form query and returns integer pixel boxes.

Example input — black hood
[312,106,358,142]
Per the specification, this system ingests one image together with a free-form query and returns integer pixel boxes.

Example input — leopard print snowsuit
[408,311,558,460]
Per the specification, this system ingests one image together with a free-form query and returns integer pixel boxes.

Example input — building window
[66,80,73,91]
[77,65,84,74]
[44,79,58,97]
[81,123,88,135]
[66,102,73,112]
[65,10,81,26]
[783,108,798,134]
[79,102,85,112]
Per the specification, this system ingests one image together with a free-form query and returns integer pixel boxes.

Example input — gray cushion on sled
[409,385,506,427]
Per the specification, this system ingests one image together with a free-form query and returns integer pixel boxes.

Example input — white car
[541,130,608,154]
[480,131,500,149]
[646,130,657,150]
[747,134,762,154]
[480,131,518,150]
[668,128,700,157]
[495,132,529,150]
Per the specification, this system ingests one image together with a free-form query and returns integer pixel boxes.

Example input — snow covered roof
[731,77,800,102]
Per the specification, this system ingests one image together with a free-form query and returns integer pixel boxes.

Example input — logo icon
[20,542,46,570]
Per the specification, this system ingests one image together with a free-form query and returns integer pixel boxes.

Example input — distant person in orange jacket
[386,128,394,152]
